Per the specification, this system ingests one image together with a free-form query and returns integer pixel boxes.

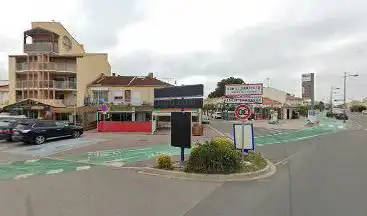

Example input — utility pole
[266,77,270,88]
[343,72,359,123]
[343,72,347,123]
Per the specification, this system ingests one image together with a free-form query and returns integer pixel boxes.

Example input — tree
[350,104,367,112]
[296,105,308,116]
[208,77,245,98]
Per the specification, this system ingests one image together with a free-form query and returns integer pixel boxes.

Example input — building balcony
[16,80,77,90]
[16,62,76,73]
[24,42,58,53]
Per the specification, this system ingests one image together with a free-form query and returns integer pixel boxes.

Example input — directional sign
[225,96,262,104]
[225,83,263,97]
[235,104,252,120]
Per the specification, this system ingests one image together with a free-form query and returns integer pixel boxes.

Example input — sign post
[154,84,204,168]
[235,104,252,160]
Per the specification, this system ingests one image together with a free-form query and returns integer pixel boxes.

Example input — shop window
[135,112,152,122]
[109,112,133,121]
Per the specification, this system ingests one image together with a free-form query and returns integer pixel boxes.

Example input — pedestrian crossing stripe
[46,169,64,175]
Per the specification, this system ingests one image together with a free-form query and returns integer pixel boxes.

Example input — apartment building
[7,21,110,118]
[87,72,171,132]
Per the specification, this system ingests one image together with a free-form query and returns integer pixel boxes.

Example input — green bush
[210,136,234,150]
[156,154,173,170]
[243,152,267,172]
[184,140,242,174]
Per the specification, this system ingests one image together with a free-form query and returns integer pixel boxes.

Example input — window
[109,112,132,121]
[55,122,68,127]
[135,112,152,122]
[92,90,108,104]
[114,96,123,100]
[36,121,56,127]
[125,90,131,102]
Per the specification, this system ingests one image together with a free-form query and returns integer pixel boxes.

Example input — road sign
[225,96,262,104]
[235,104,252,120]
[101,104,108,112]
[233,123,254,151]
[225,83,263,97]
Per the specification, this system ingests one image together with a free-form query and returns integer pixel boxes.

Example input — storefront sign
[225,84,263,96]
[154,84,203,109]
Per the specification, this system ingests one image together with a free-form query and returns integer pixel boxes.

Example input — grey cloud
[76,0,145,51]
[0,35,18,53]
[110,2,367,100]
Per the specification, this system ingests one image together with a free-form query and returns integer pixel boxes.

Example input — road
[184,114,367,216]
[0,114,366,215]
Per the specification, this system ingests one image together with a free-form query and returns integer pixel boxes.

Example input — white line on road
[76,166,91,171]
[25,159,40,163]
[15,173,33,179]
[207,124,226,137]
[46,169,64,175]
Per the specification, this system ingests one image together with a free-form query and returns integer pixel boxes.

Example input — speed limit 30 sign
[235,104,252,120]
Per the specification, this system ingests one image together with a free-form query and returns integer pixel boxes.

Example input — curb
[135,159,276,182]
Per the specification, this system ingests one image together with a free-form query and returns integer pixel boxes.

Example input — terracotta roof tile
[91,75,171,87]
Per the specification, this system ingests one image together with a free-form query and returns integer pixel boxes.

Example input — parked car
[335,113,348,120]
[12,120,84,145]
[202,115,210,124]
[362,110,367,116]
[0,118,31,142]
[212,112,222,119]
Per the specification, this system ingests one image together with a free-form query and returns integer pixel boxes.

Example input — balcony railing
[24,42,58,53]
[16,62,76,72]
[16,80,76,90]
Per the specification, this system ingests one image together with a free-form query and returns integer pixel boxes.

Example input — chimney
[112,73,116,77]
[147,72,153,78]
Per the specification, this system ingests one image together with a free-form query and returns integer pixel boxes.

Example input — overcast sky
[0,0,366,101]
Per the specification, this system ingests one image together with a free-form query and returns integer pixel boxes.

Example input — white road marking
[365,128,367,131]
[207,124,226,137]
[46,169,64,175]
[107,162,124,167]
[76,166,91,171]
[25,159,39,163]
[15,173,33,179]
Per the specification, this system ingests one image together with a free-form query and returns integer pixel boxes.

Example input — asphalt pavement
[0,114,366,216]
[183,114,367,216]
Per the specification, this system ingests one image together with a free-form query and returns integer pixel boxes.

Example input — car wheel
[34,135,45,145]
[6,138,12,142]
[72,130,80,138]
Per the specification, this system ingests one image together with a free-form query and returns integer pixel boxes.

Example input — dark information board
[154,84,204,109]
[171,112,191,148]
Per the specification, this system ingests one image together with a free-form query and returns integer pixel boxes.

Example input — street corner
[135,158,276,183]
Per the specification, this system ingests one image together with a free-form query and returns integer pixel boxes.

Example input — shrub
[184,141,242,174]
[156,154,173,170]
[210,136,233,150]
[243,152,267,172]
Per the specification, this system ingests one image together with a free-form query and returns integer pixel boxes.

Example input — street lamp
[343,72,359,123]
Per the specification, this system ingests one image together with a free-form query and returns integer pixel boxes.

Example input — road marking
[365,128,367,131]
[207,124,226,137]
[76,166,91,171]
[107,162,124,167]
[46,169,64,175]
[25,159,39,163]
[15,173,33,179]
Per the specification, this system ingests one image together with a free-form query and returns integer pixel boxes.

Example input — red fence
[97,121,152,132]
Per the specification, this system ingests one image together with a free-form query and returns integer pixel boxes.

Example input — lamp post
[343,72,359,123]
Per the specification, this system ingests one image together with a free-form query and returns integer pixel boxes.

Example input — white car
[362,110,367,115]
[212,112,222,119]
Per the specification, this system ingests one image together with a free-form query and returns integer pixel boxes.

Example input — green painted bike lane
[0,116,345,181]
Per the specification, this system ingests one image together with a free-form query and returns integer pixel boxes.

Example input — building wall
[8,57,16,104]
[263,87,287,104]
[77,54,111,106]
[89,86,164,105]
[31,22,85,55]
